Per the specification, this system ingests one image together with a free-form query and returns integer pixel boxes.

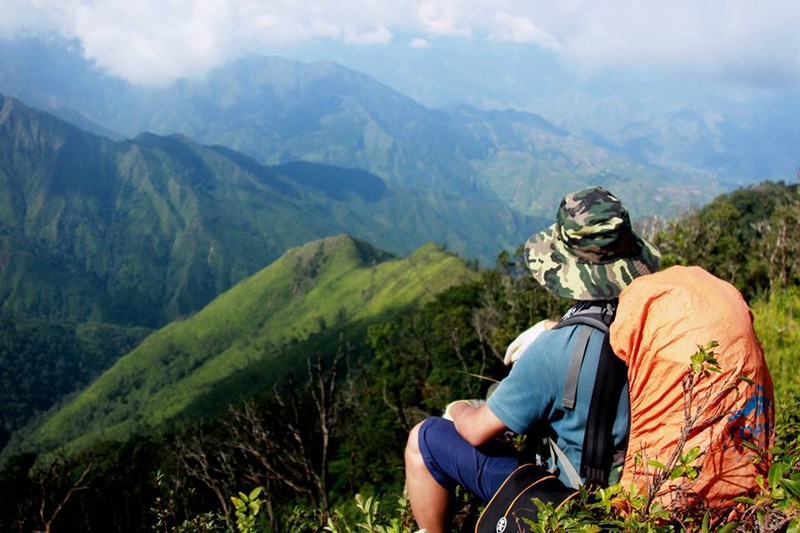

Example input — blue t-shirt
[487,324,629,486]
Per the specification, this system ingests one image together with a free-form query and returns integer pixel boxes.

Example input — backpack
[609,265,774,509]
[475,301,625,532]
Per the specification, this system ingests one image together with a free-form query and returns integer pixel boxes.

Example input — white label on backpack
[496,517,507,533]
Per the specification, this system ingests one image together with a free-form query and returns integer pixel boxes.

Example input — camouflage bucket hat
[524,186,661,300]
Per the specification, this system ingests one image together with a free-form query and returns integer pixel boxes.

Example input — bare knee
[405,421,425,464]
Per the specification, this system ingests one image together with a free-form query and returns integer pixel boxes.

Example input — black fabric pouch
[474,463,577,533]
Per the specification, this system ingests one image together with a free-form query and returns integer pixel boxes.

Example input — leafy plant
[230,487,264,533]
[285,492,413,533]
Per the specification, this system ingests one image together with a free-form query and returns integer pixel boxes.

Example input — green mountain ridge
[14,234,477,456]
[0,94,539,327]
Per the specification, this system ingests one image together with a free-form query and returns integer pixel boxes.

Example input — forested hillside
[0,94,536,327]
[0,319,150,451]
[10,235,477,458]
[0,181,797,532]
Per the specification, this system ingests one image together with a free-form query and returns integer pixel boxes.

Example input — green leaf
[669,466,686,480]
[782,478,800,499]
[717,522,739,533]
[683,446,701,464]
[768,462,788,489]
[248,486,262,500]
[647,459,668,471]
[741,440,761,451]
[701,510,711,533]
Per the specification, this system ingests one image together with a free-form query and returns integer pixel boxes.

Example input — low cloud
[410,37,432,49]
[561,1,800,84]
[417,0,472,37]
[488,12,560,50]
[343,26,394,45]
[3,0,799,88]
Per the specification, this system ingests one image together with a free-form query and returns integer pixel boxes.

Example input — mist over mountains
[0,37,738,220]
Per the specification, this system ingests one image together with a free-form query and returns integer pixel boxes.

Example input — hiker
[404,186,661,533]
[609,264,774,511]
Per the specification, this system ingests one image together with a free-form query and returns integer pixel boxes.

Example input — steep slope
[0,95,538,326]
[17,235,477,455]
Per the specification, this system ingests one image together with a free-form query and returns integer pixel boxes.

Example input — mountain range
[0,37,719,221]
[0,94,536,327]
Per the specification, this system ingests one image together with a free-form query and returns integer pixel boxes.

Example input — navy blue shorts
[418,416,519,502]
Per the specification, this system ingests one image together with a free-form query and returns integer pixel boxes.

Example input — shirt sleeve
[487,332,558,435]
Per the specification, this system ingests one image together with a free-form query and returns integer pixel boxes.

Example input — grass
[752,285,800,412]
[23,236,477,455]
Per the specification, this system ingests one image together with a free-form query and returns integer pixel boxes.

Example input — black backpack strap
[551,302,627,487]
[581,331,627,487]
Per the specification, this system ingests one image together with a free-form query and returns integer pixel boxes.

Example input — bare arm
[449,401,507,447]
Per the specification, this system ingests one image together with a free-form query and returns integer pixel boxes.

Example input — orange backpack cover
[610,265,774,508]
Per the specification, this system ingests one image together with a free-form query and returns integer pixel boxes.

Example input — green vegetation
[654,180,800,300]
[0,317,150,453]
[753,286,800,401]
[15,235,477,457]
[0,182,798,532]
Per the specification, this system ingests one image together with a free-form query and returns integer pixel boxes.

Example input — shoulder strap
[551,303,613,411]
[581,329,627,487]
[551,302,627,487]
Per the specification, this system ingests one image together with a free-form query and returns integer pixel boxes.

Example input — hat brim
[524,224,661,300]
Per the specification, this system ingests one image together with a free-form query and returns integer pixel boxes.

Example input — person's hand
[503,319,555,365]
[442,399,484,421]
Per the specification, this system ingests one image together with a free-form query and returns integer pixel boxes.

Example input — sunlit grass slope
[752,286,800,401]
[26,235,476,454]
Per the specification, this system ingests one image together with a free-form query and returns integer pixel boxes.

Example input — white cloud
[343,26,394,45]
[2,0,800,87]
[0,0,55,37]
[417,0,472,36]
[560,1,800,83]
[488,11,560,50]
[410,37,432,49]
